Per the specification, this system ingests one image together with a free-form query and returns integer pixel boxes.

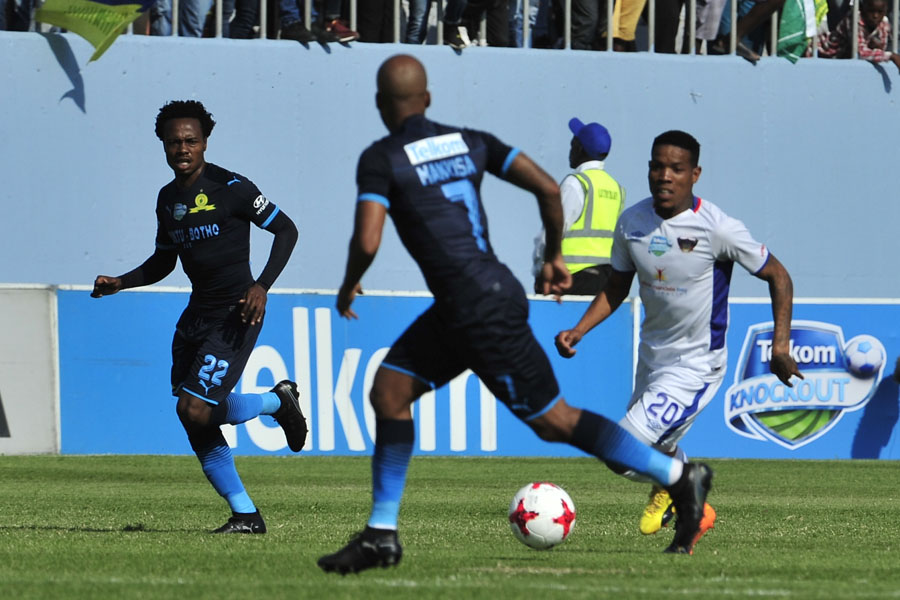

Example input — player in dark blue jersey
[317,55,714,574]
[92,100,307,534]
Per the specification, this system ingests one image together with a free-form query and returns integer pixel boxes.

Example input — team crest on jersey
[648,236,672,257]
[724,321,886,450]
[189,193,216,213]
[173,203,187,221]
[677,237,698,252]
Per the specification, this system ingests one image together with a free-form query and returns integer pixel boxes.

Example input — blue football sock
[210,392,265,425]
[571,410,682,486]
[192,434,256,514]
[259,392,280,415]
[368,419,415,531]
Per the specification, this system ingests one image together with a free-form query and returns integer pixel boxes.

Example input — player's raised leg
[317,367,428,574]
[527,399,713,554]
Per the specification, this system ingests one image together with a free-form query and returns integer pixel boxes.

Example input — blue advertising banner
[58,289,633,456]
[59,291,900,458]
[684,302,900,459]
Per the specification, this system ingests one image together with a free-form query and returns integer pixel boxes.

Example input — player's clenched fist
[91,275,122,298]
[555,329,583,358]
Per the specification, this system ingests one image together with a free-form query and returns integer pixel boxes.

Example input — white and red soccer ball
[508,482,576,550]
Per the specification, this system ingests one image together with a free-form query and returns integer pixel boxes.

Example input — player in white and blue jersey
[317,56,716,574]
[556,130,803,544]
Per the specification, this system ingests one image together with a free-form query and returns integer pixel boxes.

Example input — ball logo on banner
[724,321,887,450]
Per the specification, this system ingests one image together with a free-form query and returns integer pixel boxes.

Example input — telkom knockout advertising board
[57,290,900,459]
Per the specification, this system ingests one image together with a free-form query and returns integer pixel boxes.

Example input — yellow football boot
[640,487,675,535]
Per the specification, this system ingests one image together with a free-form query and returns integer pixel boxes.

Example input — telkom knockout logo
[725,321,886,449]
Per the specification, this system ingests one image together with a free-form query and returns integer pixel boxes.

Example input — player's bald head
[375,54,431,132]
[377,54,428,97]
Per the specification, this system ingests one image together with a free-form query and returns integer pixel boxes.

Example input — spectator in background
[461,0,511,46]
[571,0,609,50]
[2,0,34,30]
[709,0,787,62]
[279,0,358,43]
[610,0,647,50]
[443,0,472,48]
[533,118,624,296]
[358,0,396,41]
[405,0,433,44]
[508,0,544,47]
[816,0,900,71]
[224,0,261,38]
[151,0,213,36]
[403,0,474,48]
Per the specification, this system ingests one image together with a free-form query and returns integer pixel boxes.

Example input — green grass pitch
[2,455,900,599]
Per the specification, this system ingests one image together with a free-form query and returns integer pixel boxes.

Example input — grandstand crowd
[2,0,899,67]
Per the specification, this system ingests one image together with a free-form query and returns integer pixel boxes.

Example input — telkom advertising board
[58,290,900,458]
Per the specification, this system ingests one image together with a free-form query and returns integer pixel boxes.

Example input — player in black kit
[317,55,713,574]
[92,100,307,534]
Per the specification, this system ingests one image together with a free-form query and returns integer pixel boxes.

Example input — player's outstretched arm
[338,201,387,319]
[755,253,803,386]
[91,248,177,298]
[504,152,572,297]
[555,269,634,358]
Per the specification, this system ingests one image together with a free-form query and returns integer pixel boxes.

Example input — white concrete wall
[2,31,899,298]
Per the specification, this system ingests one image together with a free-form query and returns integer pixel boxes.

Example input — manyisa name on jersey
[415,155,477,186]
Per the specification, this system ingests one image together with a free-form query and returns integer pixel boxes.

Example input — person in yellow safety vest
[533,117,625,296]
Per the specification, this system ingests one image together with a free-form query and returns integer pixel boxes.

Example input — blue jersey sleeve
[476,130,516,178]
[356,144,392,207]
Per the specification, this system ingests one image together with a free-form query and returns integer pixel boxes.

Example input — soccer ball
[508,482,576,550]
[844,335,885,378]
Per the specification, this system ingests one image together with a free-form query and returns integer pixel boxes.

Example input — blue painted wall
[2,31,900,298]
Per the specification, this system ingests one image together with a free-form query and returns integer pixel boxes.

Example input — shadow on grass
[0,523,192,534]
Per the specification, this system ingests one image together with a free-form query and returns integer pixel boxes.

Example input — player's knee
[528,398,580,442]
[368,386,409,419]
[176,394,212,427]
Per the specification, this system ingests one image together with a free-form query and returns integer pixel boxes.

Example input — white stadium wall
[0,286,59,454]
[2,31,900,298]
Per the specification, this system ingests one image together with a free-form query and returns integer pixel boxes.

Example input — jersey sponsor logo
[169,223,221,245]
[725,321,886,449]
[173,203,187,221]
[648,235,672,256]
[677,237,698,252]
[189,193,216,213]
[253,194,269,215]
[403,132,469,166]
[654,268,666,282]
[415,155,477,186]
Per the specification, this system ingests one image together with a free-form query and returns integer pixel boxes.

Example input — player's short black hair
[652,130,700,166]
[155,100,216,141]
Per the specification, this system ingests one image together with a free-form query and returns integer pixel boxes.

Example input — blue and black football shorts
[381,286,561,421]
[171,305,263,405]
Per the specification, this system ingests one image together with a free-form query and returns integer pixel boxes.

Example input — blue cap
[568,117,611,158]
